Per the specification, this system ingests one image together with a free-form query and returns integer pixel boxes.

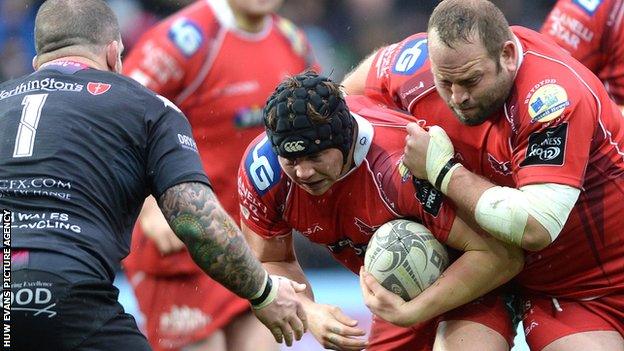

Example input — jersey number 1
[13,93,48,158]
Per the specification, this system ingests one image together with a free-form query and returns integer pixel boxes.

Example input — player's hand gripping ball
[364,219,449,301]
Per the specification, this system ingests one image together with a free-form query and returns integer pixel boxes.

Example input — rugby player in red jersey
[238,72,525,350]
[343,1,624,350]
[122,1,317,350]
[541,0,624,113]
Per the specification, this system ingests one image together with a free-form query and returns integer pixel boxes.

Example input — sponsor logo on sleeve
[244,137,281,195]
[168,18,203,57]
[520,123,568,167]
[177,133,199,152]
[392,39,428,75]
[138,40,184,85]
[412,178,442,217]
[572,0,602,15]
[527,83,570,123]
[87,82,111,95]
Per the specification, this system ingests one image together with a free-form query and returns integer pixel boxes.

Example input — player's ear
[32,56,39,70]
[500,40,517,73]
[105,40,122,74]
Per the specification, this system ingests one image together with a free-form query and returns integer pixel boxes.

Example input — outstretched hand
[253,276,308,347]
[304,300,367,350]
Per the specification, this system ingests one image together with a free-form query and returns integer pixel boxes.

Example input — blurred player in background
[1,0,308,349]
[239,71,524,351]
[343,0,624,350]
[121,0,318,350]
[541,0,624,112]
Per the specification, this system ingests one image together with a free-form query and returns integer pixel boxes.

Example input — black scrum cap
[264,72,354,162]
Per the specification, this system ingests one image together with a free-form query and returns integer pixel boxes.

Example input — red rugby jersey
[365,27,624,299]
[238,95,456,274]
[123,0,318,275]
[541,0,624,105]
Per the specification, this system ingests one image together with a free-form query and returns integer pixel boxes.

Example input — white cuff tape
[249,271,269,301]
[251,275,280,310]
[439,162,462,194]
[426,126,455,187]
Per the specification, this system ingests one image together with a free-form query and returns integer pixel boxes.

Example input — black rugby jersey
[0,61,209,281]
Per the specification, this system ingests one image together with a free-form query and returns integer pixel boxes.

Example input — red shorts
[125,269,249,351]
[522,294,624,351]
[368,292,516,350]
[123,227,201,276]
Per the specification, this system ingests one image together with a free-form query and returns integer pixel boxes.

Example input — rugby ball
[364,219,449,301]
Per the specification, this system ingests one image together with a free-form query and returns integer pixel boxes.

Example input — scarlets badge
[527,84,569,123]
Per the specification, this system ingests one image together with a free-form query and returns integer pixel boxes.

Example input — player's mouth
[300,179,326,191]
[457,105,476,113]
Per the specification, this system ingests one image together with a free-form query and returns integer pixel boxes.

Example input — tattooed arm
[158,181,265,297]
[157,182,308,345]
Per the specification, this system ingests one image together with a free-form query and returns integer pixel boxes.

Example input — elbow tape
[475,186,528,246]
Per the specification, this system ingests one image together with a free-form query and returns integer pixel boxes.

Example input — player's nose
[294,162,315,179]
[450,84,470,106]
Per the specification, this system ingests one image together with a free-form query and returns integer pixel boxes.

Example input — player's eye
[464,76,480,86]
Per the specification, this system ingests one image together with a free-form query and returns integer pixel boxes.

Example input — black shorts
[10,269,151,351]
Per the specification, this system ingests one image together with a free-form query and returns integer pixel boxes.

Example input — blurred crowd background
[2,0,558,82]
[0,0,557,269]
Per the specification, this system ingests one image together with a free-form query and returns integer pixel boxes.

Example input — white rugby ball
[364,219,449,301]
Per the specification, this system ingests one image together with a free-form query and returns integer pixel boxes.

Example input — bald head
[35,0,120,57]
[428,0,512,61]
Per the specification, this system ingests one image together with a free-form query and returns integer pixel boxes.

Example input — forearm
[157,182,265,299]
[403,242,523,325]
[444,166,493,228]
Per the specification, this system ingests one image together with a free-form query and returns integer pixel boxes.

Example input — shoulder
[271,14,316,64]
[241,133,284,197]
[514,28,603,122]
[540,0,614,51]
[146,1,220,59]
[371,32,430,78]
[368,32,436,108]
[387,33,430,76]
[93,72,188,122]
[99,72,166,105]
[545,0,608,17]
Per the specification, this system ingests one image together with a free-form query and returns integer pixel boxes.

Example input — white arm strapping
[475,183,580,246]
